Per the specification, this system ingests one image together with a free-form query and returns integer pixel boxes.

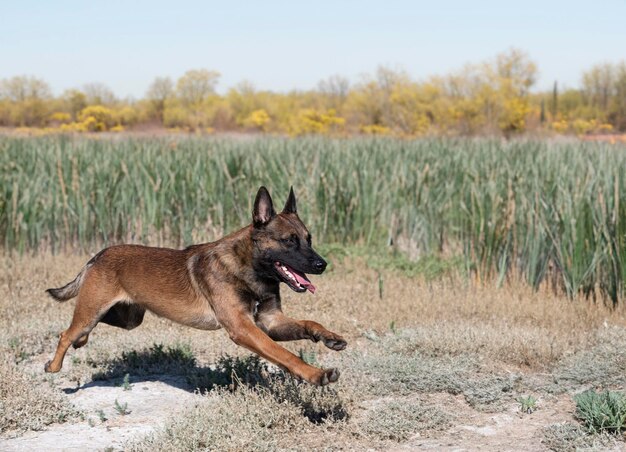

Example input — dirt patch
[1,376,197,451]
[401,395,576,451]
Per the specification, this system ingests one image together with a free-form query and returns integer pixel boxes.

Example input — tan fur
[45,188,346,386]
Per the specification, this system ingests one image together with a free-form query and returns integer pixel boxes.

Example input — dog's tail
[46,266,88,302]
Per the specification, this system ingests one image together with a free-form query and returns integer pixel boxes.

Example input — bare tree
[175,69,220,108]
[495,48,537,96]
[0,75,51,102]
[317,75,350,109]
[0,75,52,126]
[83,82,116,105]
[582,63,614,111]
[146,76,174,122]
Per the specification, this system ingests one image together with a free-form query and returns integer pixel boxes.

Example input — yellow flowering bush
[49,112,71,124]
[289,109,345,136]
[551,120,569,134]
[244,109,271,131]
[499,98,531,133]
[114,106,138,126]
[572,119,596,135]
[78,105,116,131]
[59,121,89,133]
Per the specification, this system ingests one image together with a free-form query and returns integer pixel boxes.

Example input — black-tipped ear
[253,186,276,227]
[282,186,297,214]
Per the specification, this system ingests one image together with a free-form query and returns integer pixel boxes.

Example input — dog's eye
[306,234,312,246]
[281,235,298,245]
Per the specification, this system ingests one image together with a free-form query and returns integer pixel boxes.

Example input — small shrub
[93,343,196,379]
[97,409,107,423]
[122,373,132,391]
[574,390,626,434]
[114,399,131,416]
[517,395,537,414]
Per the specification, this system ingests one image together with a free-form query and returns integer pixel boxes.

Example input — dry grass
[130,387,311,451]
[358,396,454,441]
[0,354,77,435]
[542,423,619,451]
[2,252,626,448]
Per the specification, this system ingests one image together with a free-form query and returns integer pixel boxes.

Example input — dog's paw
[319,368,340,386]
[323,335,347,351]
[44,360,55,373]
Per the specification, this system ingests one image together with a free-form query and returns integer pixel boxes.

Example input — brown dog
[45,187,346,385]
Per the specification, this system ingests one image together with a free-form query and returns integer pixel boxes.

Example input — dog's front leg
[258,311,347,351]
[218,307,340,386]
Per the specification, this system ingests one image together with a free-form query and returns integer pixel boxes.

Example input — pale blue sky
[1,0,624,98]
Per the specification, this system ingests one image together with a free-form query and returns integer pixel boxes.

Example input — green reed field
[1,135,626,303]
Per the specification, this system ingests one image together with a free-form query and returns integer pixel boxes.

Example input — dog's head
[251,186,327,294]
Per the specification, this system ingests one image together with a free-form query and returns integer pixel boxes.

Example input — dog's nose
[314,259,327,272]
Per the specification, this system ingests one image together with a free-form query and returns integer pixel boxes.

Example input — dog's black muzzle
[310,256,327,274]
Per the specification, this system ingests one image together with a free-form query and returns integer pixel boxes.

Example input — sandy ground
[1,375,196,451]
[2,380,612,452]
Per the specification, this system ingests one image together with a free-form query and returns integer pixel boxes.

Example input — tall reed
[1,135,625,302]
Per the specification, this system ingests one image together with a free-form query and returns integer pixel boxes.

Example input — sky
[1,0,625,98]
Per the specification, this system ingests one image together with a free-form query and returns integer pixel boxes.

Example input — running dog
[45,187,346,385]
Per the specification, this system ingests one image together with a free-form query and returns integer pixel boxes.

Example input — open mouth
[274,262,316,294]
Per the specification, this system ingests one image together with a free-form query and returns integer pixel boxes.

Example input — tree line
[1,49,624,136]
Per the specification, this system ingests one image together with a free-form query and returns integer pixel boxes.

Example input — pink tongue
[292,269,316,294]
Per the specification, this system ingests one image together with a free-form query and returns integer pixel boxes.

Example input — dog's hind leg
[45,291,114,373]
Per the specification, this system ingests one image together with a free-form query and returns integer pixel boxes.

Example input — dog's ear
[282,186,297,214]
[253,186,276,227]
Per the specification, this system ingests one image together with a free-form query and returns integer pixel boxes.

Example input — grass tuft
[358,398,453,441]
[574,390,626,434]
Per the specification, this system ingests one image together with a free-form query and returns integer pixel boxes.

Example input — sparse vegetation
[0,356,77,435]
[1,252,626,448]
[542,422,618,451]
[338,335,516,411]
[129,385,324,452]
[359,398,453,441]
